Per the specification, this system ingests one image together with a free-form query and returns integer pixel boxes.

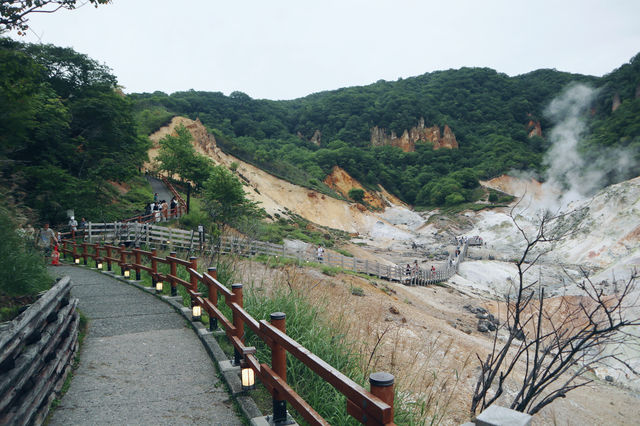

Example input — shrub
[0,208,52,318]
[350,286,364,296]
[321,266,341,276]
[348,188,365,203]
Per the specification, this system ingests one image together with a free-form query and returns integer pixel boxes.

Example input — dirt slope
[147,117,405,236]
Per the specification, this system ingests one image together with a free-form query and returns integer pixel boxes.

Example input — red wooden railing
[160,176,188,213]
[60,239,396,425]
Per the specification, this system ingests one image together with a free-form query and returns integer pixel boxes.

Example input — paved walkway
[146,175,173,203]
[48,265,242,425]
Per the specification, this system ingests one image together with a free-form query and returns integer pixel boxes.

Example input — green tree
[1,0,110,34]
[348,188,365,203]
[156,124,212,187]
[202,165,263,228]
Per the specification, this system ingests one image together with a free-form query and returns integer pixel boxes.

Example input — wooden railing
[77,222,467,286]
[160,176,188,212]
[59,239,396,425]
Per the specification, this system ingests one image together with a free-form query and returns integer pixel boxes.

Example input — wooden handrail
[60,238,396,424]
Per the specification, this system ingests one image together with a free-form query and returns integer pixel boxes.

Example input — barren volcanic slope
[149,118,640,424]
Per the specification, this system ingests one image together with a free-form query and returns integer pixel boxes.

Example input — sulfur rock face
[370,118,458,152]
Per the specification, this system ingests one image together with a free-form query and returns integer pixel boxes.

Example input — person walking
[35,223,58,260]
[68,216,78,239]
[161,200,169,221]
[317,245,325,262]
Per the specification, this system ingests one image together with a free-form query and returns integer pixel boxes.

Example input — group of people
[404,260,437,277]
[68,216,88,239]
[145,193,179,222]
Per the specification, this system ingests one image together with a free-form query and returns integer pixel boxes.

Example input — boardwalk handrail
[59,239,396,425]
[79,222,467,286]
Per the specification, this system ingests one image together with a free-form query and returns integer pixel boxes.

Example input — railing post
[231,283,244,366]
[369,372,395,423]
[170,251,177,296]
[270,312,288,424]
[72,242,78,264]
[207,267,218,331]
[135,245,142,280]
[62,239,68,260]
[82,243,88,265]
[94,243,100,268]
[119,244,126,276]
[106,246,112,271]
[189,256,198,305]
[150,247,157,289]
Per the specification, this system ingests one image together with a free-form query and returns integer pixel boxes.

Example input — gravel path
[48,265,242,425]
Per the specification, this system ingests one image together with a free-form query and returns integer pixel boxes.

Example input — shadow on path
[47,266,242,425]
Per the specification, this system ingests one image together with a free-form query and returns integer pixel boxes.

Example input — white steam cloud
[535,83,639,212]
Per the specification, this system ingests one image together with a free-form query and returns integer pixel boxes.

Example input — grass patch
[321,265,341,277]
[350,286,364,297]
[0,206,52,320]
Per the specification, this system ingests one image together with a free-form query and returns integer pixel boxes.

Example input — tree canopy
[0,38,149,224]
[0,0,110,34]
[130,57,640,208]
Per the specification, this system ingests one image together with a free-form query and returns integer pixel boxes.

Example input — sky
[9,0,640,100]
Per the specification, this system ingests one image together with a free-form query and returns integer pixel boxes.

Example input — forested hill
[131,53,640,207]
[2,36,638,227]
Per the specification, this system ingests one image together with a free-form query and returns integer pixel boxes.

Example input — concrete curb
[80,264,265,424]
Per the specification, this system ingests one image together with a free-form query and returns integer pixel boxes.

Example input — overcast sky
[10,0,640,100]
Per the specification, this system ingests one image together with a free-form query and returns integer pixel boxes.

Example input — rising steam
[537,83,638,211]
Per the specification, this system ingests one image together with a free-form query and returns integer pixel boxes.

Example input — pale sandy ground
[150,118,640,425]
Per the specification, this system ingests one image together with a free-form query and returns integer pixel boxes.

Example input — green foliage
[321,265,341,276]
[348,188,365,203]
[243,285,364,425]
[134,105,173,136]
[130,63,604,207]
[0,0,110,33]
[0,38,150,224]
[350,285,364,296]
[202,165,264,228]
[0,206,51,302]
[156,124,213,187]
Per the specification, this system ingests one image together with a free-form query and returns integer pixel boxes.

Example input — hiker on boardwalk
[317,245,325,262]
[431,265,436,277]
[35,223,58,260]
[170,197,177,218]
[412,260,419,275]
[79,217,88,239]
[68,216,78,239]
[161,200,169,221]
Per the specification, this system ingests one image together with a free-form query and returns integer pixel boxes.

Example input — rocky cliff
[526,119,543,138]
[323,166,394,210]
[370,118,458,152]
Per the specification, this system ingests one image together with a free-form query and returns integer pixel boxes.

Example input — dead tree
[471,203,640,415]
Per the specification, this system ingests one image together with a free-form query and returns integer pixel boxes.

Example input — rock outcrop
[612,93,621,112]
[297,130,322,146]
[526,119,542,138]
[370,118,458,152]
